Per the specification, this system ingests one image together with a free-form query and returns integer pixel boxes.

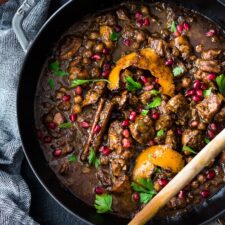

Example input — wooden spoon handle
[128,128,225,225]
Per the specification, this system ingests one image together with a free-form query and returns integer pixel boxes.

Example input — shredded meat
[155,114,173,131]
[196,59,221,73]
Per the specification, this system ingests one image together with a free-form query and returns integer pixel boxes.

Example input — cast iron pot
[14,0,225,224]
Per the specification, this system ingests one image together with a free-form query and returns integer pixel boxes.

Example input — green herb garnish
[88,148,100,168]
[216,74,225,94]
[204,138,210,144]
[141,109,149,116]
[171,21,177,33]
[146,97,162,109]
[125,76,142,91]
[173,67,184,77]
[157,129,164,137]
[154,167,162,174]
[58,122,72,129]
[203,88,212,97]
[71,79,109,88]
[110,31,119,41]
[49,60,68,76]
[48,78,55,91]
[95,194,112,213]
[68,154,77,162]
[182,146,197,154]
[150,89,159,96]
[131,178,156,204]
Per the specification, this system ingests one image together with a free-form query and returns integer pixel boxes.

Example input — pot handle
[217,0,225,6]
[12,0,37,53]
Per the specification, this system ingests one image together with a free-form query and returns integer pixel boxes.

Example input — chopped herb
[203,88,212,97]
[71,79,109,88]
[110,31,119,41]
[49,60,68,76]
[182,145,197,154]
[204,138,210,144]
[125,76,142,91]
[154,167,162,174]
[141,109,149,116]
[150,89,159,96]
[157,129,164,137]
[48,78,55,91]
[216,74,225,93]
[58,122,72,129]
[88,148,100,168]
[68,154,77,162]
[146,97,162,109]
[95,194,112,213]
[131,178,156,204]
[171,21,177,33]
[173,67,184,77]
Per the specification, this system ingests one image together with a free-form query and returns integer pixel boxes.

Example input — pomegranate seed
[103,147,111,156]
[75,86,82,95]
[135,11,143,20]
[137,106,144,114]
[151,112,160,120]
[208,130,215,139]
[144,85,154,91]
[193,80,201,89]
[95,187,104,195]
[183,22,190,31]
[53,149,62,157]
[91,54,101,60]
[122,129,130,138]
[132,192,140,202]
[114,25,122,33]
[62,94,71,102]
[192,95,202,102]
[191,120,198,128]
[185,88,196,97]
[177,128,182,135]
[140,76,148,84]
[122,119,129,127]
[103,63,110,71]
[48,122,57,129]
[129,111,137,122]
[158,178,168,187]
[43,136,52,144]
[94,124,101,134]
[123,39,131,47]
[80,121,89,128]
[177,24,183,33]
[165,59,174,66]
[206,29,216,37]
[102,70,110,78]
[178,190,186,199]
[122,138,131,148]
[207,73,216,80]
[102,48,109,55]
[149,140,156,146]
[137,19,144,27]
[206,170,216,180]
[200,190,210,198]
[201,84,207,91]
[143,18,150,26]
[69,114,77,122]
[209,123,217,131]
[196,89,203,97]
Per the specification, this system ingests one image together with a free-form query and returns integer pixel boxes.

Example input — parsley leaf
[71,79,109,88]
[88,148,100,168]
[203,88,212,97]
[182,146,197,154]
[171,21,177,33]
[173,67,184,77]
[58,122,72,129]
[68,154,77,162]
[49,60,68,76]
[125,76,142,91]
[95,194,112,213]
[141,109,149,116]
[157,129,164,137]
[140,193,154,204]
[216,74,225,93]
[204,138,210,144]
[48,78,55,91]
[150,89,159,96]
[146,97,162,109]
[110,32,119,41]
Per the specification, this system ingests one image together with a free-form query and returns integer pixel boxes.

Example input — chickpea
[83,50,93,58]
[198,122,207,130]
[74,96,82,104]
[131,41,140,49]
[73,104,82,114]
[184,150,191,156]
[136,31,146,43]
[154,181,161,192]
[94,43,104,52]
[89,32,99,40]
[182,77,191,88]
[140,5,149,15]
[197,174,206,184]
[195,44,203,53]
[191,180,199,189]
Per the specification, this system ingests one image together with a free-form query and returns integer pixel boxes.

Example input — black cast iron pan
[14,0,225,224]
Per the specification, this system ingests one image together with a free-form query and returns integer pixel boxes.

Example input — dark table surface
[21,1,225,225]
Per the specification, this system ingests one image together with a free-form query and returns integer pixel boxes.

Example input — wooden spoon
[129,128,225,225]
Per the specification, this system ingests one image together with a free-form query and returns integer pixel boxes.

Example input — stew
[35,2,225,219]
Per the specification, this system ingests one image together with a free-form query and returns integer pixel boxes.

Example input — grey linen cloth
[0,1,50,224]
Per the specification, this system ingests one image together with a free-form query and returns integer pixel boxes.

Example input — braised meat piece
[165,129,179,150]
[166,94,188,113]
[196,59,221,73]
[140,91,154,105]
[214,106,225,122]
[112,90,129,109]
[155,114,173,131]
[201,49,221,60]
[148,37,169,57]
[111,158,126,177]
[116,8,130,20]
[129,114,155,144]
[196,94,222,123]
[182,129,205,150]
[96,13,116,26]
[112,175,131,193]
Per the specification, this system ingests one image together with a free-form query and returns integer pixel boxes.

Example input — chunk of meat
[122,25,135,39]
[116,8,130,20]
[82,82,106,107]
[201,49,221,60]
[214,106,225,122]
[112,175,131,193]
[196,94,222,123]
[53,112,64,125]
[155,114,173,131]
[129,114,155,144]
[59,36,81,60]
[166,94,188,113]
[182,129,205,150]
[148,37,168,57]
[165,129,179,150]
[112,90,128,109]
[96,14,116,26]
[69,62,89,80]
[196,59,221,73]
[139,91,153,105]
[111,158,126,177]
[97,169,112,188]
